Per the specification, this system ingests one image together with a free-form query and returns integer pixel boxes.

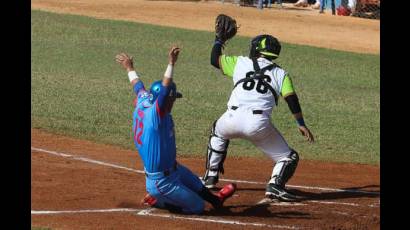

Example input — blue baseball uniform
[131,81,206,214]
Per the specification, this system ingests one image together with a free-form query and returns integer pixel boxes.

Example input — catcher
[115,46,236,214]
[202,15,314,202]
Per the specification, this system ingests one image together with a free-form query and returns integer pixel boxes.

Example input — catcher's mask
[249,34,281,60]
[149,80,182,104]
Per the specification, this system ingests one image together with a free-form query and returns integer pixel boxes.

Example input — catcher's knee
[268,149,299,187]
[204,120,229,175]
[287,149,299,164]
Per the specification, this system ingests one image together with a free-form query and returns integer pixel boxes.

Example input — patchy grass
[32,10,379,164]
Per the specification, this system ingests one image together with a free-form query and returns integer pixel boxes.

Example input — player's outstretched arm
[210,39,223,69]
[115,53,140,87]
[162,46,180,87]
[156,46,181,110]
[211,14,238,69]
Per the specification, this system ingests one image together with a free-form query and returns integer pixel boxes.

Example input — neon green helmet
[249,34,281,60]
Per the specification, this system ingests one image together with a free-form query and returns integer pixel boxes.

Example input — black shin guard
[203,120,229,181]
[269,150,299,188]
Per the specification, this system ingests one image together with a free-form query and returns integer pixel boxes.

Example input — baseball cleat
[311,2,320,9]
[216,183,237,204]
[265,183,301,202]
[141,193,157,206]
[293,0,309,7]
[293,0,308,7]
[203,176,219,189]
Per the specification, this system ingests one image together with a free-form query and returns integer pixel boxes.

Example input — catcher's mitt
[215,14,238,43]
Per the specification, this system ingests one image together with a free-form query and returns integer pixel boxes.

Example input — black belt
[230,106,263,114]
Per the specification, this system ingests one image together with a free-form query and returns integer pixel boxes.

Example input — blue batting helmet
[149,80,182,103]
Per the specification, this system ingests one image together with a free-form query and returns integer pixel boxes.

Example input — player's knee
[277,149,299,167]
[288,149,299,163]
[275,149,298,164]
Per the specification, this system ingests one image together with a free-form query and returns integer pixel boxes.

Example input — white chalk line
[219,178,379,195]
[31,208,142,215]
[31,207,299,229]
[270,202,307,207]
[31,147,145,174]
[31,147,379,208]
[308,200,359,207]
[136,208,299,229]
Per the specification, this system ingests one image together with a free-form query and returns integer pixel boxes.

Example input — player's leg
[178,164,210,192]
[249,121,300,201]
[203,108,249,189]
[203,117,231,189]
[146,175,205,214]
[177,164,236,208]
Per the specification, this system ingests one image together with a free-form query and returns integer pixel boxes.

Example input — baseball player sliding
[202,15,314,202]
[115,46,236,214]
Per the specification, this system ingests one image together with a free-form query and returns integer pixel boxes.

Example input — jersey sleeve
[132,81,148,107]
[151,104,161,130]
[280,74,296,97]
[219,55,238,78]
[153,84,171,127]
[156,84,171,111]
[133,81,145,96]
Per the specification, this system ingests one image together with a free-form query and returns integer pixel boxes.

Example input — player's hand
[298,126,314,143]
[168,46,181,65]
[115,53,134,72]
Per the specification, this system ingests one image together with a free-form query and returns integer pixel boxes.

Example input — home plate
[256,197,306,206]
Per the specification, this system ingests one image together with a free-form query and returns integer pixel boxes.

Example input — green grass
[31,10,380,164]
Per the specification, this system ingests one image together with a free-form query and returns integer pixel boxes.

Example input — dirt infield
[31,129,380,229]
[31,0,379,54]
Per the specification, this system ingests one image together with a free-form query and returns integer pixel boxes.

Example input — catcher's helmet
[149,80,182,104]
[249,35,281,60]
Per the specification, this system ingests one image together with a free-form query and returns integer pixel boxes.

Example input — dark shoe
[203,176,219,189]
[265,183,300,202]
[141,193,157,206]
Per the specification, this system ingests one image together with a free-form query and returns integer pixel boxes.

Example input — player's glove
[215,14,238,43]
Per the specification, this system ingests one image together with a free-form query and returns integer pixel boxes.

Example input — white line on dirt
[308,200,359,207]
[270,202,307,206]
[31,208,142,214]
[31,207,299,229]
[31,147,145,174]
[31,147,380,208]
[137,209,299,229]
[331,211,350,216]
[219,178,379,195]
[136,207,155,215]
